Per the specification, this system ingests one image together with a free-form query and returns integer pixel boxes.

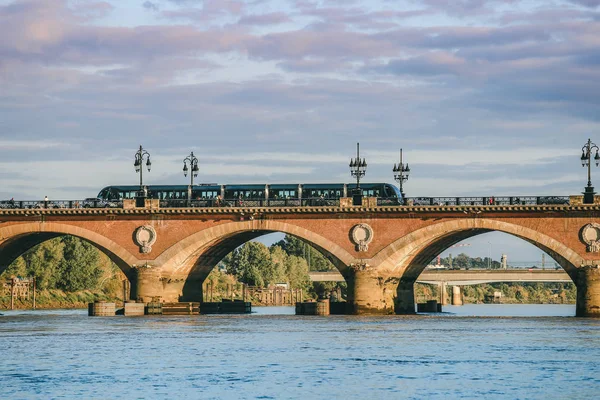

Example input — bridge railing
[157,197,341,208]
[0,196,571,209]
[404,196,569,206]
[0,200,92,209]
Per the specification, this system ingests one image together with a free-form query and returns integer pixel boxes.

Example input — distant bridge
[309,269,573,285]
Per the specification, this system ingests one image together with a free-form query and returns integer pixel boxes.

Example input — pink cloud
[238,12,290,26]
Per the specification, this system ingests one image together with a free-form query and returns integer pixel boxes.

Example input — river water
[1,305,599,399]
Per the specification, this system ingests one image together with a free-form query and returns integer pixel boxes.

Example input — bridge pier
[131,267,187,303]
[395,279,416,314]
[576,265,600,317]
[180,278,204,302]
[345,268,394,314]
[452,286,463,306]
[439,282,448,306]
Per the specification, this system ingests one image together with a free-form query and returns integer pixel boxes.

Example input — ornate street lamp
[581,138,600,204]
[183,151,199,201]
[393,148,410,202]
[349,142,367,205]
[133,145,151,195]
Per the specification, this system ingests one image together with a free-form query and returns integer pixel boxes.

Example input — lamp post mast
[133,145,151,193]
[349,142,367,189]
[393,148,410,202]
[349,143,367,205]
[183,151,199,201]
[356,143,360,188]
[581,138,600,204]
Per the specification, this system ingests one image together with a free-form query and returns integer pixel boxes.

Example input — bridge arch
[0,222,138,277]
[146,220,355,302]
[155,219,355,279]
[371,218,581,281]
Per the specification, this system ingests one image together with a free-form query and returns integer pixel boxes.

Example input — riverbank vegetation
[0,236,124,309]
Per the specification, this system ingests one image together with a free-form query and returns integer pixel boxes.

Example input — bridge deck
[309,270,573,284]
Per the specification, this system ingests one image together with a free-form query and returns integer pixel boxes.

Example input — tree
[285,255,311,291]
[273,235,335,271]
[56,236,102,292]
[20,238,64,290]
[453,253,472,270]
[227,242,274,287]
[269,245,289,284]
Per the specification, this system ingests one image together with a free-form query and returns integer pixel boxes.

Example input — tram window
[363,189,375,197]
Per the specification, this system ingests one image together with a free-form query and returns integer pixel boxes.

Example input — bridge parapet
[1,203,598,216]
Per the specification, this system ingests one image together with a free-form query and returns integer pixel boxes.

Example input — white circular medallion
[351,223,373,252]
[134,225,157,254]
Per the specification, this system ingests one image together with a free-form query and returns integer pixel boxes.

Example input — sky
[1,0,599,262]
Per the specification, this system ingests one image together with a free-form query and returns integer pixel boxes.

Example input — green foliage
[227,241,274,287]
[441,253,504,269]
[274,234,335,272]
[56,236,102,292]
[220,238,315,293]
[2,235,123,295]
[271,234,343,297]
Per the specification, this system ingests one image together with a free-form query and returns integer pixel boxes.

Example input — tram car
[96,183,402,207]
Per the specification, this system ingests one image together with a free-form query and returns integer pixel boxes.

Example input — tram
[96,183,402,205]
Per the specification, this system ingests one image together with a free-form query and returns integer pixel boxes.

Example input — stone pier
[576,265,600,317]
[452,286,463,306]
[345,267,393,314]
[395,279,416,314]
[131,267,187,303]
[440,282,448,306]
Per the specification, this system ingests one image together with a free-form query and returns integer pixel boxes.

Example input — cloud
[142,1,159,12]
[0,0,598,202]
[568,0,600,7]
[238,12,290,26]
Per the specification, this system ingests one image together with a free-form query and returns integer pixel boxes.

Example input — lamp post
[581,138,600,204]
[393,148,410,203]
[487,242,492,269]
[349,142,367,205]
[133,145,151,198]
[183,151,199,201]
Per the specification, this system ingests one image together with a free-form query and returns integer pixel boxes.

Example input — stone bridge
[1,203,600,316]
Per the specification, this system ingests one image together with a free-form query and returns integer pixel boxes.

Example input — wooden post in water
[32,277,36,310]
[10,277,15,310]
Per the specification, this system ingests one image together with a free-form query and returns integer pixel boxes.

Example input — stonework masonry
[1,203,599,315]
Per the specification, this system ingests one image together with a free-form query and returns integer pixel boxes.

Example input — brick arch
[370,218,581,281]
[154,219,355,278]
[0,222,137,276]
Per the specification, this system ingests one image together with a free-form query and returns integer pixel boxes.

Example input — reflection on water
[1,305,599,399]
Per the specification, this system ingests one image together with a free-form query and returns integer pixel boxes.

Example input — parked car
[410,197,433,206]
[81,198,117,208]
[31,201,64,209]
[0,200,18,209]
[538,196,569,205]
